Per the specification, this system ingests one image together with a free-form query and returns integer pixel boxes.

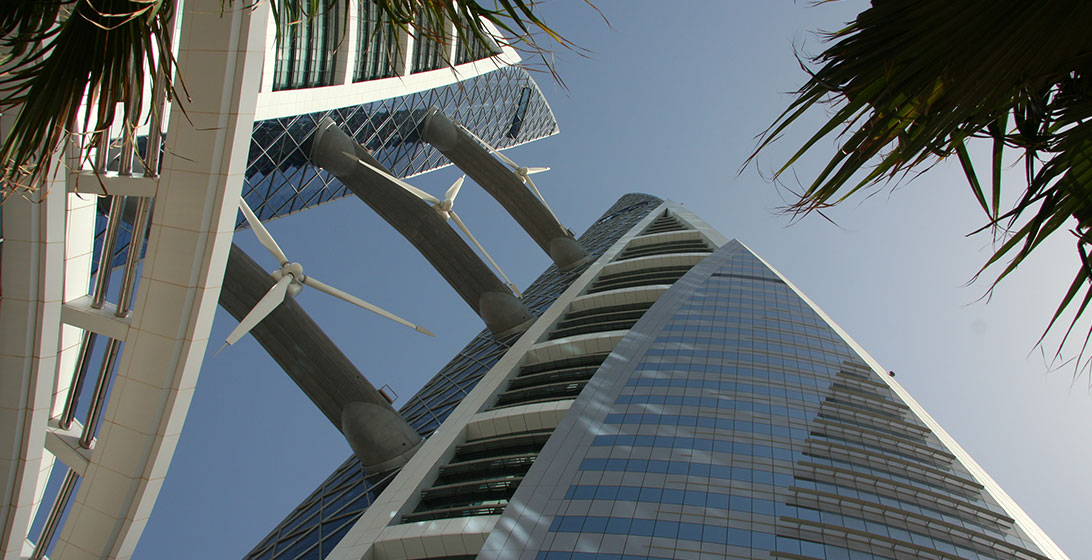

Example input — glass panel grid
[273,0,339,91]
[94,65,559,272]
[244,194,664,560]
[354,1,398,82]
[528,246,1048,560]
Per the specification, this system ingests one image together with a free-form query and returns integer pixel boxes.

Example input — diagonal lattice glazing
[95,65,558,270]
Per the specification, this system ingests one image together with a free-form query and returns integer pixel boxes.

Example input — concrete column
[219,244,422,472]
[52,1,268,558]
[418,109,588,271]
[0,167,66,560]
[311,118,534,337]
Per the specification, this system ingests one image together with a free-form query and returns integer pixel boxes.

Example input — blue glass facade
[242,199,1063,560]
[241,65,557,224]
[95,64,558,270]
[486,241,1050,560]
[244,195,663,560]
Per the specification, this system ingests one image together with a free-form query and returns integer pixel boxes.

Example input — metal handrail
[30,469,79,560]
[91,196,126,309]
[115,197,151,317]
[59,331,97,430]
[79,338,122,449]
[93,130,109,171]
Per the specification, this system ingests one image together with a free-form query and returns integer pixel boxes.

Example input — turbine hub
[272,262,306,296]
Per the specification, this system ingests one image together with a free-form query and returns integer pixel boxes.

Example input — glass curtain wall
[411,9,446,73]
[354,0,398,82]
[273,0,339,91]
[454,20,498,65]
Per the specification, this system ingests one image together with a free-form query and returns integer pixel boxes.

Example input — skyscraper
[250,194,1069,560]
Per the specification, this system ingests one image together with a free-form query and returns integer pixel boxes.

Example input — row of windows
[579,457,795,488]
[545,515,922,560]
[534,541,871,560]
[273,1,499,91]
[640,351,852,377]
[639,213,687,235]
[635,354,845,379]
[648,336,850,362]
[273,0,340,90]
[606,407,810,427]
[808,454,981,504]
[791,487,1018,546]
[591,421,974,507]
[628,368,844,394]
[825,395,909,421]
[677,297,816,318]
[655,330,850,356]
[565,485,777,514]
[560,482,1011,548]
[661,320,845,348]
[549,515,777,549]
[637,353,838,375]
[786,517,1018,560]
[618,387,824,407]
[798,466,990,511]
[815,423,955,469]
[592,434,806,456]
[655,330,847,354]
[820,410,928,444]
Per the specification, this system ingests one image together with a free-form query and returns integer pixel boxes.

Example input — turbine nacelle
[270,263,305,297]
[354,159,522,297]
[223,197,434,348]
[515,166,549,181]
[453,120,560,226]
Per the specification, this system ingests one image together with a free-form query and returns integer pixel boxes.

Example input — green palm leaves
[0,0,568,198]
[753,1,1092,366]
[0,0,174,194]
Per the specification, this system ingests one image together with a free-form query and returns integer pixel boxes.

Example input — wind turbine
[356,159,522,296]
[224,196,434,347]
[455,122,561,225]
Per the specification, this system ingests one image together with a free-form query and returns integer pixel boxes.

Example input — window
[273,0,339,90]
[354,1,398,81]
[454,20,498,65]
[411,9,446,73]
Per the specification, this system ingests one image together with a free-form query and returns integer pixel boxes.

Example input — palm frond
[0,0,580,197]
[1,0,173,197]
[751,0,1092,374]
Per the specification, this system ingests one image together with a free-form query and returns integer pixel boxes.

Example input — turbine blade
[449,211,519,295]
[239,197,289,265]
[525,174,563,226]
[225,274,292,346]
[457,122,520,170]
[525,166,550,174]
[445,175,465,206]
[301,275,435,336]
[356,158,441,205]
[493,149,519,171]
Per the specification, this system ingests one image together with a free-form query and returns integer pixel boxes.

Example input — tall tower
[249,195,1068,560]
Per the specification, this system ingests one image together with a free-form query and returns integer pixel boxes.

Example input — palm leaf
[752,0,1092,373]
[0,0,579,196]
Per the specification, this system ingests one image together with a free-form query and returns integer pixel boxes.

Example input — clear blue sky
[136,2,1092,558]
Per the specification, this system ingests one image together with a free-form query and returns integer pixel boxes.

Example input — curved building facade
[249,196,1068,560]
